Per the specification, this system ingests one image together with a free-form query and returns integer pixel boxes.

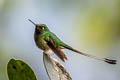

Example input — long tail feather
[63,45,117,64]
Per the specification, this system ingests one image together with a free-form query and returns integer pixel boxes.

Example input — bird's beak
[28,19,36,26]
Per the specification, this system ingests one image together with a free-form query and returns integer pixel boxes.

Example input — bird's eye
[41,27,44,30]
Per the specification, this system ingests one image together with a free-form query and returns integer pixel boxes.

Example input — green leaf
[7,58,37,80]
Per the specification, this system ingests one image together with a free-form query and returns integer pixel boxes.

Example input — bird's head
[35,24,50,33]
[28,19,50,33]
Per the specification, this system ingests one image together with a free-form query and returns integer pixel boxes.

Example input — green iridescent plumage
[34,23,68,61]
[29,19,116,64]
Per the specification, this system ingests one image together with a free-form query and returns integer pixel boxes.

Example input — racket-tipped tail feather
[104,58,117,64]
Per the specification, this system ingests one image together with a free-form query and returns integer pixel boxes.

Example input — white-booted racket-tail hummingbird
[28,19,117,64]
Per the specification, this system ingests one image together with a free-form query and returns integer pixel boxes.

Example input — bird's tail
[63,45,116,64]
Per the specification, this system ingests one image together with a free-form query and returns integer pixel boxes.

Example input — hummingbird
[28,19,117,64]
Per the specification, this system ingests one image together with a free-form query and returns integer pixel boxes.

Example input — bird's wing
[45,34,67,62]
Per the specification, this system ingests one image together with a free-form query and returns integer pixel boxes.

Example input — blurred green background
[0,0,120,80]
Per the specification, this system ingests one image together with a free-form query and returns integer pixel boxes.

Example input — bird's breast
[34,33,50,51]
